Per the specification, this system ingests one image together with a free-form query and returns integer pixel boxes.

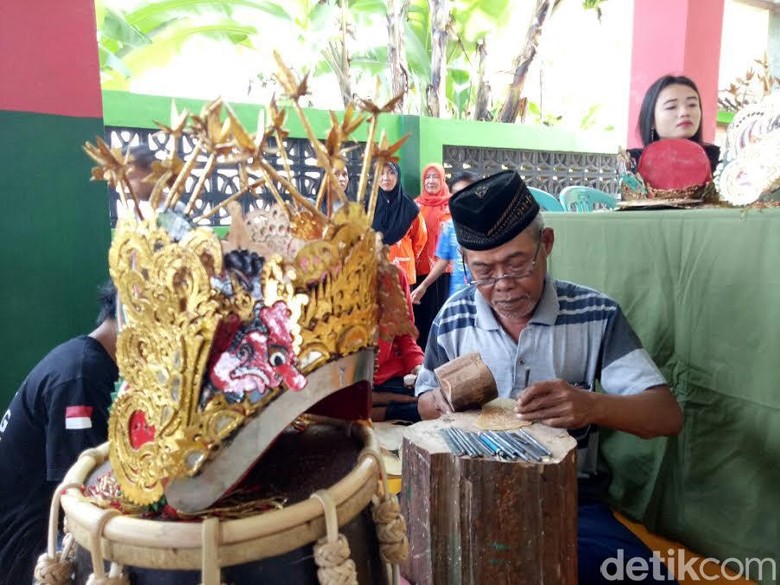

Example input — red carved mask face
[206,301,306,404]
[128,410,156,450]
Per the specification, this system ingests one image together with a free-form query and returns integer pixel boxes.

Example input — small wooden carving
[434,353,497,412]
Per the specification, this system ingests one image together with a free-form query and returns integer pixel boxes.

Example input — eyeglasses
[464,239,542,288]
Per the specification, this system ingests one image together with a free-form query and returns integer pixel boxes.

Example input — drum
[40,420,407,585]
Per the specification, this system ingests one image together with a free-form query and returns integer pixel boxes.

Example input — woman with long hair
[629,74,720,173]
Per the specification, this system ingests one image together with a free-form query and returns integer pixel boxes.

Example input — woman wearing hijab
[411,163,451,349]
[372,162,427,285]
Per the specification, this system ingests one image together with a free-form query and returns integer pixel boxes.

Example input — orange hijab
[416,163,451,275]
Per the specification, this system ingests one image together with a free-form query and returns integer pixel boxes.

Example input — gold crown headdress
[717,92,780,206]
[85,53,414,509]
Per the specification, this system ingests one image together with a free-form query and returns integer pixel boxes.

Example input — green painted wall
[103,90,618,198]
[102,90,405,144]
[0,111,111,411]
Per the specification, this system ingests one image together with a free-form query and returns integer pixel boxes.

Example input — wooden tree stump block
[401,412,578,585]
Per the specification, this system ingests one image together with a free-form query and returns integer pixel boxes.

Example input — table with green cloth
[545,208,779,583]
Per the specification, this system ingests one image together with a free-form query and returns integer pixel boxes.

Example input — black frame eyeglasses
[464,238,542,288]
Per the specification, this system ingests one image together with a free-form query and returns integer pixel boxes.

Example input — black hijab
[371,162,419,246]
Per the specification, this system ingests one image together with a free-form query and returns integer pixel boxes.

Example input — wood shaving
[475,398,532,431]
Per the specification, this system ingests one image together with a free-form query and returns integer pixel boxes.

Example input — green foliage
[445,66,472,117]
[99,0,270,87]
[98,0,608,124]
[582,0,606,20]
[526,101,562,127]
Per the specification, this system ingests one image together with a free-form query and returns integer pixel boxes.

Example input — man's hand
[515,380,595,429]
[404,365,422,388]
[417,388,452,420]
[410,285,428,305]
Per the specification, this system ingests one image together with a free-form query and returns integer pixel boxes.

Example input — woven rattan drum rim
[59,421,381,570]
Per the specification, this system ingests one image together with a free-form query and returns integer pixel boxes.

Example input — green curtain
[546,209,780,585]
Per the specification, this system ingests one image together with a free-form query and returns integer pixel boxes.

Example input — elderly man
[415,170,682,585]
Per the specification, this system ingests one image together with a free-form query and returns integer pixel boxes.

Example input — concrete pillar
[627,0,725,147]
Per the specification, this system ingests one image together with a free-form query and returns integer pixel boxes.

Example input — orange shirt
[388,214,427,284]
[416,203,451,275]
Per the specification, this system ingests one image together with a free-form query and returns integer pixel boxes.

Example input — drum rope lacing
[33,481,81,585]
[311,490,359,585]
[85,509,128,584]
[358,448,409,565]
[34,448,111,584]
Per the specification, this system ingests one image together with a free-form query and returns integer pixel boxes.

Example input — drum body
[63,422,389,585]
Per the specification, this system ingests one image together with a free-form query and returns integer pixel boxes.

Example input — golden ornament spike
[274,128,294,186]
[256,106,266,144]
[373,132,411,165]
[224,103,256,152]
[314,175,330,211]
[355,114,379,206]
[272,51,310,100]
[338,103,365,137]
[148,170,172,211]
[164,137,205,210]
[247,178,266,192]
[360,92,404,116]
[206,100,224,139]
[270,54,337,197]
[169,134,181,172]
[184,153,217,215]
[267,97,287,133]
[255,158,327,222]
[155,101,189,138]
[145,157,183,211]
[366,144,385,222]
[238,163,250,192]
[170,99,181,131]
[281,91,323,158]
[322,165,349,205]
[83,139,109,166]
[120,179,145,221]
[114,179,129,208]
[194,187,251,222]
[258,167,293,220]
[84,138,130,195]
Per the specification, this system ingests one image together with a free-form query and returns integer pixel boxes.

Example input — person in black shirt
[0,282,118,585]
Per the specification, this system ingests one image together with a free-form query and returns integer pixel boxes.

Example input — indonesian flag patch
[65,406,93,430]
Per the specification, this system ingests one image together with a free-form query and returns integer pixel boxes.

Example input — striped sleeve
[414,289,476,396]
[598,306,666,395]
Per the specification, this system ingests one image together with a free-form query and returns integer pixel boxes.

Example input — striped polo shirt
[415,275,666,478]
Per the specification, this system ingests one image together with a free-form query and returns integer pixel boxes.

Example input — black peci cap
[448,170,540,250]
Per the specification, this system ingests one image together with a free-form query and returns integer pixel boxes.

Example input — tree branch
[496,0,555,123]
[473,39,491,121]
[426,0,448,117]
[386,0,410,112]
